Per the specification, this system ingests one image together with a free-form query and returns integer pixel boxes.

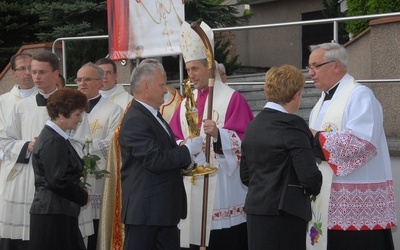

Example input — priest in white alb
[75,62,123,250]
[307,42,396,250]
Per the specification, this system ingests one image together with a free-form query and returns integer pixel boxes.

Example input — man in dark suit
[118,59,203,249]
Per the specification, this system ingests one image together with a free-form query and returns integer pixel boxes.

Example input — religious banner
[107,0,184,60]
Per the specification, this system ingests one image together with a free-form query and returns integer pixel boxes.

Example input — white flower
[85,135,93,143]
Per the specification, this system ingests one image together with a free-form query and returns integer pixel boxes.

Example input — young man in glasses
[95,58,133,110]
[0,53,38,249]
[308,42,396,250]
[0,51,89,249]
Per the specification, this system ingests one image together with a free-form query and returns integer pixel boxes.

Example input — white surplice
[78,97,123,237]
[0,92,88,240]
[308,74,397,244]
[174,81,251,247]
[0,85,37,236]
[99,84,133,110]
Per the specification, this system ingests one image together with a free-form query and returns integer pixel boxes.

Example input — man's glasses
[306,60,335,71]
[14,66,31,72]
[74,77,101,84]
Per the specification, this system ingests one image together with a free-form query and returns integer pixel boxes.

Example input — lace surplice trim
[212,203,245,221]
[321,131,377,176]
[328,181,397,230]
[228,130,241,165]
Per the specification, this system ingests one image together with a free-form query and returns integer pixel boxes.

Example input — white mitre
[180,21,214,63]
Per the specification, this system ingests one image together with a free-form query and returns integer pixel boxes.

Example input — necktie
[157,112,175,140]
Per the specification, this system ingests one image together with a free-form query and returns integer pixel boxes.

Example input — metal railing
[52,11,400,85]
[226,79,400,86]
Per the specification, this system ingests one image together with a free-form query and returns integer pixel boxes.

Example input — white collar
[264,102,288,113]
[99,85,117,98]
[45,120,70,140]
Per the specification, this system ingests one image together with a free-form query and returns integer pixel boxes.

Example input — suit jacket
[31,125,88,217]
[240,108,322,221]
[119,99,192,226]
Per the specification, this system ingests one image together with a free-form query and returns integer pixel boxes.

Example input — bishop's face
[185,60,209,91]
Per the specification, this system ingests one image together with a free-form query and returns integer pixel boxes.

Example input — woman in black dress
[30,88,89,250]
[240,64,323,250]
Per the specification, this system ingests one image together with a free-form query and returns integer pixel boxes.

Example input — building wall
[235,0,323,69]
[345,17,400,140]
[345,29,372,79]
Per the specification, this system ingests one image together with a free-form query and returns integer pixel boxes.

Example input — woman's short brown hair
[264,64,305,105]
[47,88,88,120]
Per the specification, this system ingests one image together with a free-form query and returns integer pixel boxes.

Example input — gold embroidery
[90,119,104,134]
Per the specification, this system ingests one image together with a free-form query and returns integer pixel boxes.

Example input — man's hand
[28,137,38,152]
[203,119,218,138]
[185,136,203,156]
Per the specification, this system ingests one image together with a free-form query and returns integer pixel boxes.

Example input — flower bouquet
[80,136,109,188]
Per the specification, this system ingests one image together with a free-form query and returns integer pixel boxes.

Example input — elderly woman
[30,88,89,250]
[240,64,322,250]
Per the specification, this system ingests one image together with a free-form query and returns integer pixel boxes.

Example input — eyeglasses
[306,60,335,71]
[15,66,31,72]
[74,77,101,84]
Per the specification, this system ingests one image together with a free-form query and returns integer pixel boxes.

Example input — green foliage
[214,39,241,76]
[185,0,252,75]
[80,138,109,188]
[30,1,107,41]
[345,0,400,36]
[321,0,349,43]
[0,0,108,73]
[0,0,250,77]
[184,0,251,28]
[0,1,39,69]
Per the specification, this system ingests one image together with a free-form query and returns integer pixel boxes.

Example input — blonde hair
[264,64,305,104]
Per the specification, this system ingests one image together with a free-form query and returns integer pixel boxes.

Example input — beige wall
[346,18,400,140]
[235,0,323,68]
[345,30,372,79]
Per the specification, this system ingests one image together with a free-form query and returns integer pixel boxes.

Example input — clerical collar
[36,88,58,106]
[198,87,209,97]
[39,88,58,99]
[88,95,101,113]
[19,86,37,99]
[324,82,340,101]
[99,85,117,98]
